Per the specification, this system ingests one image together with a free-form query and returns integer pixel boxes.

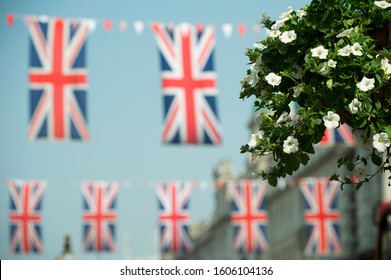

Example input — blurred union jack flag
[7,180,46,254]
[156,181,193,252]
[26,17,90,141]
[318,123,355,146]
[299,178,341,255]
[230,180,268,253]
[152,23,221,145]
[82,181,120,252]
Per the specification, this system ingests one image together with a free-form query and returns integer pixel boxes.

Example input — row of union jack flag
[24,16,356,145]
[6,178,342,256]
[229,179,341,255]
[24,17,221,144]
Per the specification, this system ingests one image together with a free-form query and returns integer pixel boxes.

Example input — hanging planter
[240,0,391,189]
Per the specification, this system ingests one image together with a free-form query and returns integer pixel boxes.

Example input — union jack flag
[7,180,46,254]
[156,181,193,252]
[230,180,268,253]
[299,177,341,255]
[26,17,90,141]
[152,23,221,145]
[318,124,355,146]
[81,181,120,252]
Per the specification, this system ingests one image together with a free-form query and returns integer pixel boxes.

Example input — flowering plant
[240,0,391,189]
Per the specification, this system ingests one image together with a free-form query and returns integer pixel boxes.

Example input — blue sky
[0,0,310,259]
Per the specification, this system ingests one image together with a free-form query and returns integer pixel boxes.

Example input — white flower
[268,29,281,38]
[348,98,362,114]
[283,136,299,154]
[373,132,391,153]
[338,45,352,56]
[247,71,259,87]
[296,9,307,18]
[375,1,391,9]
[336,27,354,38]
[319,62,330,75]
[293,84,304,98]
[319,60,336,75]
[253,42,266,49]
[351,43,363,56]
[381,58,391,75]
[356,76,375,91]
[328,59,337,68]
[279,6,293,19]
[323,111,340,129]
[271,19,287,30]
[253,55,263,67]
[311,46,328,59]
[248,131,264,149]
[355,168,367,180]
[265,72,282,87]
[240,75,248,86]
[293,65,303,79]
[276,112,289,124]
[279,30,297,44]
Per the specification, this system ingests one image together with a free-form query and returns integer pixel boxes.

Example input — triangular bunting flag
[222,23,233,38]
[237,24,247,37]
[133,20,144,35]
[6,13,15,27]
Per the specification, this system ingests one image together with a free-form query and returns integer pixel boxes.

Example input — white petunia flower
[357,76,375,91]
[311,46,328,59]
[240,75,248,86]
[293,84,304,98]
[336,27,354,38]
[268,29,281,38]
[296,9,307,18]
[271,19,287,30]
[323,111,340,129]
[283,136,299,154]
[279,30,297,44]
[381,58,391,75]
[247,71,259,87]
[253,55,263,68]
[373,132,391,153]
[327,59,337,68]
[355,168,367,180]
[351,43,363,56]
[375,1,391,9]
[253,42,266,49]
[276,112,289,124]
[319,61,336,75]
[293,65,303,79]
[338,45,352,56]
[265,72,282,87]
[348,98,362,114]
[279,6,293,19]
[248,131,264,149]
[319,62,330,75]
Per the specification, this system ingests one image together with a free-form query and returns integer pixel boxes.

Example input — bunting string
[5,13,263,37]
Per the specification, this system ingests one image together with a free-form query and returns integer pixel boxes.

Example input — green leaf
[300,153,310,166]
[326,79,333,90]
[329,174,339,181]
[385,125,391,139]
[371,152,382,166]
[267,175,278,187]
[355,181,364,191]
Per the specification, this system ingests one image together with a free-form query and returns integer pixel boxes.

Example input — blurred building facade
[171,114,391,260]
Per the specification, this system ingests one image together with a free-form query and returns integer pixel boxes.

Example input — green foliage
[241,0,391,189]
